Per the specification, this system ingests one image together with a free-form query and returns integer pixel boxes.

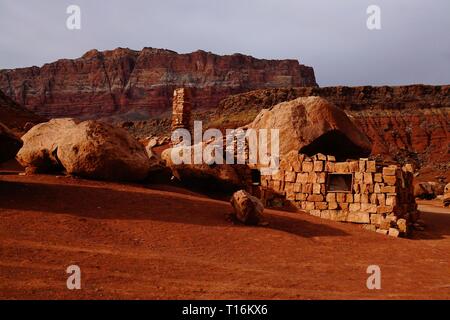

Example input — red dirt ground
[1,161,450,300]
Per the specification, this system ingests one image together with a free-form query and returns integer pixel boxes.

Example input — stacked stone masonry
[259,153,418,237]
[171,88,192,133]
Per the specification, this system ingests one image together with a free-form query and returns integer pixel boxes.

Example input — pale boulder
[17,118,151,181]
[247,96,372,160]
[230,190,264,225]
[16,118,78,171]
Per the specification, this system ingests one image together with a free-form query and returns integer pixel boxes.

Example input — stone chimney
[171,88,192,133]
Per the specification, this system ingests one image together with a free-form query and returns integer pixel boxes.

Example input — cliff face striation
[0,89,46,133]
[215,85,450,176]
[0,47,317,119]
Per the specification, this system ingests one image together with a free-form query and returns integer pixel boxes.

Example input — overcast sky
[0,0,449,86]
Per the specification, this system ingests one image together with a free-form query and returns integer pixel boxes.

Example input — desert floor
[1,161,449,300]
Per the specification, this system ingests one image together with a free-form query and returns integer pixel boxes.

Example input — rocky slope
[0,47,317,119]
[0,89,46,133]
[214,85,450,178]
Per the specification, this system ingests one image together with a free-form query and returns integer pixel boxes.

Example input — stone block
[313,183,322,194]
[376,193,386,205]
[348,161,359,172]
[316,202,328,210]
[285,182,294,193]
[336,193,346,203]
[302,161,313,172]
[354,193,361,203]
[339,202,349,210]
[376,229,389,235]
[317,172,326,183]
[397,218,408,233]
[374,183,383,193]
[296,172,309,183]
[349,203,361,211]
[383,167,397,176]
[346,194,354,203]
[374,173,383,183]
[381,186,396,193]
[334,162,349,173]
[347,212,370,224]
[328,202,338,209]
[302,183,312,193]
[326,193,336,202]
[308,194,324,202]
[295,193,307,201]
[366,161,376,173]
[370,213,381,225]
[377,205,394,214]
[361,203,377,213]
[388,228,400,237]
[313,161,324,172]
[305,201,315,211]
[285,171,296,182]
[292,160,302,172]
[386,195,397,206]
[361,194,369,204]
[325,161,335,172]
[383,175,397,186]
[359,159,366,172]
[364,172,373,184]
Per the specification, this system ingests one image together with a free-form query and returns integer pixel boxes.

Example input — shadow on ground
[0,177,348,239]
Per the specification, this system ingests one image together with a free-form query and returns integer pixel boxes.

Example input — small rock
[388,228,400,237]
[230,190,264,225]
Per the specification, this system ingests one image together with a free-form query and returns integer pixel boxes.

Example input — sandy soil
[1,161,450,300]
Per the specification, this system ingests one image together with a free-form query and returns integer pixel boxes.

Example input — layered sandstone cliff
[0,89,46,133]
[0,47,317,119]
[215,85,450,176]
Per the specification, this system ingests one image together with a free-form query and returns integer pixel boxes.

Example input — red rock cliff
[0,47,317,118]
[216,85,450,175]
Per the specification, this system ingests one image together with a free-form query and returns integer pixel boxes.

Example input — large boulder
[161,142,246,191]
[0,122,23,163]
[17,118,151,181]
[247,96,372,160]
[230,190,264,225]
[16,118,78,172]
[413,181,444,200]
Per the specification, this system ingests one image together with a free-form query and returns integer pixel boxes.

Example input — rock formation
[444,183,450,207]
[0,89,45,133]
[247,96,372,160]
[17,119,151,181]
[171,88,192,133]
[161,142,249,191]
[0,47,317,119]
[216,85,450,177]
[413,182,444,200]
[0,122,23,163]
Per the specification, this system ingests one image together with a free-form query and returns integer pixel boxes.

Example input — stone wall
[259,152,418,237]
